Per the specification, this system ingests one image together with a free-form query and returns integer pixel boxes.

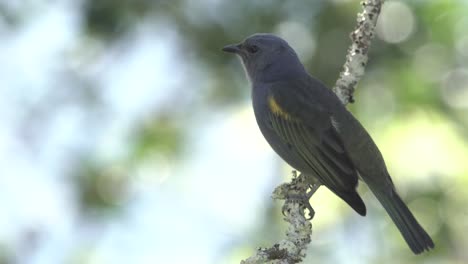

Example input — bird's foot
[274,171,320,220]
[281,183,319,220]
[273,171,321,220]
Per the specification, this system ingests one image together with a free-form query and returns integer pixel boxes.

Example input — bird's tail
[372,187,434,254]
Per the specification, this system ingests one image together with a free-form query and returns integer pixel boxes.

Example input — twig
[241,0,385,263]
[333,0,385,105]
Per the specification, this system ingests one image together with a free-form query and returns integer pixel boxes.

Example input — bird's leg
[278,172,321,220]
[303,182,320,220]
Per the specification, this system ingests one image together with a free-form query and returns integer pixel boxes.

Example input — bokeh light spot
[376,1,415,43]
[275,21,316,61]
[412,43,450,83]
[441,68,468,108]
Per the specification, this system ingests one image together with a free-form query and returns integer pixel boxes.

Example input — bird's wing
[267,78,359,194]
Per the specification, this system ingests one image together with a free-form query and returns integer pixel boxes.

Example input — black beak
[222,43,241,54]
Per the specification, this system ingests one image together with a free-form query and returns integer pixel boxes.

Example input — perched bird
[222,33,434,254]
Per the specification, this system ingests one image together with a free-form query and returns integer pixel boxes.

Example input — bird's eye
[247,45,259,53]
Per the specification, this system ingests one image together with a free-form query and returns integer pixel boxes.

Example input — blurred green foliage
[132,115,183,158]
[77,0,467,262]
[74,161,129,216]
[2,0,468,263]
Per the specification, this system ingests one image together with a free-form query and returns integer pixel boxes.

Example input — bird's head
[222,33,306,83]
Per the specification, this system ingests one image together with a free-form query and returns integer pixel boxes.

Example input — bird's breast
[251,84,309,172]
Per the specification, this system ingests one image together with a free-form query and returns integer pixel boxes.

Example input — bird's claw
[281,183,320,220]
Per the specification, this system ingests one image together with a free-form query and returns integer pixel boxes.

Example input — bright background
[1,0,467,263]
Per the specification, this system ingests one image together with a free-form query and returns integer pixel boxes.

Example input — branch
[333,0,385,105]
[241,172,313,264]
[241,1,385,263]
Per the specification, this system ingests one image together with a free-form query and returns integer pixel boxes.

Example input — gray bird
[222,33,434,254]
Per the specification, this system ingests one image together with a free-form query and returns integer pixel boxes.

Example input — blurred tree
[2,0,468,263]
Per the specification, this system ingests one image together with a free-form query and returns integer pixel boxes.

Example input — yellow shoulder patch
[268,95,292,120]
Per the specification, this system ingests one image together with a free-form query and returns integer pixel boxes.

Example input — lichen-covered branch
[333,0,385,105]
[241,172,313,264]
[242,1,384,263]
